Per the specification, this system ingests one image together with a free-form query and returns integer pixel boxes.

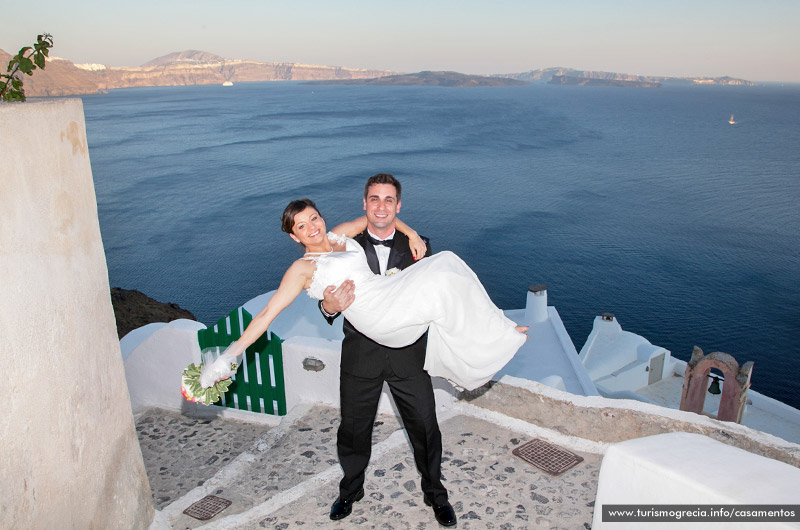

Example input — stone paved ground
[239,414,599,530]
[135,408,271,509]
[164,406,404,530]
[138,405,600,529]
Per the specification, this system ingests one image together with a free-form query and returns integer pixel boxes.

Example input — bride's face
[290,207,327,247]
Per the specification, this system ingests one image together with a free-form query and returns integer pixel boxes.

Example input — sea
[80,81,800,410]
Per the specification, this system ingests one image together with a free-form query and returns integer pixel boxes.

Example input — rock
[110,287,196,338]
[302,357,325,371]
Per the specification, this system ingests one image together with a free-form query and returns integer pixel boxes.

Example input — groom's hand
[322,280,356,313]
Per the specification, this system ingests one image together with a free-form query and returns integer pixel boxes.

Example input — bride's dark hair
[281,198,321,234]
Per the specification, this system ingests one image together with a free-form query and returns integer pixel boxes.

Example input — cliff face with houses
[0,49,395,97]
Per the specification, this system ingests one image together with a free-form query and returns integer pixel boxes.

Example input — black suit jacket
[323,231,432,378]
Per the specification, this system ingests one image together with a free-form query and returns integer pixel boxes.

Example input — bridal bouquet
[181,354,239,406]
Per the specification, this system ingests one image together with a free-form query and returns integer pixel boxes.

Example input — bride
[200,198,528,391]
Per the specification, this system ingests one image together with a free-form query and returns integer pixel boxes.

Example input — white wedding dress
[305,234,526,390]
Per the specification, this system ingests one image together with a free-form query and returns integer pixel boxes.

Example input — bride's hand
[199,346,241,388]
[409,233,427,261]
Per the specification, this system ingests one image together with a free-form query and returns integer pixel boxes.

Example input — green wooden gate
[197,307,286,415]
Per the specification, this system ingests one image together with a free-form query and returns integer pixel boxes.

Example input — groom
[319,173,456,527]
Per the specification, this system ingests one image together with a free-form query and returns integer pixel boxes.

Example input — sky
[3,0,799,83]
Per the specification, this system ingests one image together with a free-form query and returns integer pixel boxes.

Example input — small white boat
[222,81,234,87]
[729,113,736,124]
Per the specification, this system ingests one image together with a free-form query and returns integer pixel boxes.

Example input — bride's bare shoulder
[286,257,316,277]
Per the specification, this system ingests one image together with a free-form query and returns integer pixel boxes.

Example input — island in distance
[304,70,528,87]
[308,70,755,88]
[549,74,662,88]
[505,67,755,87]
[0,48,756,97]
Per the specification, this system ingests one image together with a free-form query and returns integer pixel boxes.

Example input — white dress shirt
[367,228,395,274]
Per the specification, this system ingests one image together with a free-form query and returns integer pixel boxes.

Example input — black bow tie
[366,235,393,247]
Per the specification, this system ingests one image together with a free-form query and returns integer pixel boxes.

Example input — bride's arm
[330,216,427,259]
[395,219,427,260]
[200,260,310,387]
[239,263,307,347]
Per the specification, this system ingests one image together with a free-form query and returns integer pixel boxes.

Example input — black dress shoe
[329,488,364,520]
[424,495,457,527]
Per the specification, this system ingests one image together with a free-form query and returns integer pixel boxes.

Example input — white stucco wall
[593,432,800,529]
[123,319,206,412]
[0,99,153,529]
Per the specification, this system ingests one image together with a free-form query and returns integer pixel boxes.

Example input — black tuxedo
[338,231,429,378]
[322,231,447,504]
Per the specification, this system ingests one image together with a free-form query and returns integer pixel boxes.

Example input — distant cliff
[0,52,102,97]
[306,70,528,87]
[102,50,395,89]
[497,68,756,87]
[0,49,395,97]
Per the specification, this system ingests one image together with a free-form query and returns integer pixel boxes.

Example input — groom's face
[363,183,401,237]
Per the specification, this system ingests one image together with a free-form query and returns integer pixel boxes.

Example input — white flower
[385,267,400,277]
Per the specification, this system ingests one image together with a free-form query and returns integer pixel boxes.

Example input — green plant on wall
[1,34,54,102]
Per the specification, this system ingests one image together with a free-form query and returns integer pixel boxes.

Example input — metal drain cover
[512,438,584,476]
[183,495,232,521]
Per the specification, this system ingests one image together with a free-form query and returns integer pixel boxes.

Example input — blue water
[81,82,800,409]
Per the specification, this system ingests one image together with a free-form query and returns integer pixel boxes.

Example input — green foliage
[0,34,53,102]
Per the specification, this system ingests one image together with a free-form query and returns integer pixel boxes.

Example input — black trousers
[337,367,448,504]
